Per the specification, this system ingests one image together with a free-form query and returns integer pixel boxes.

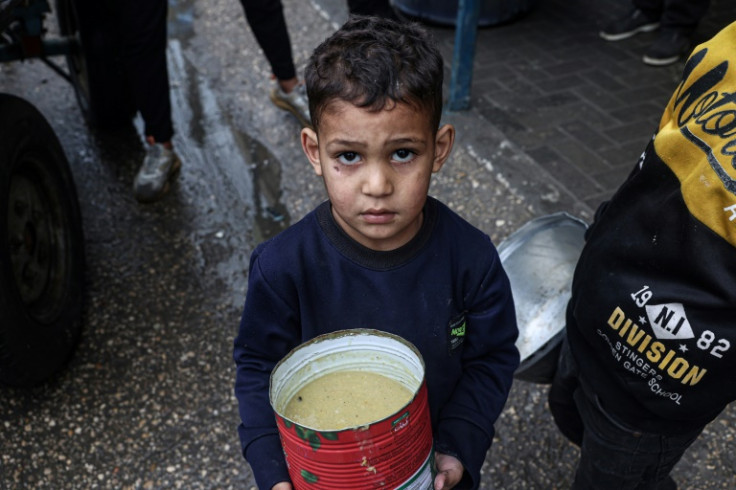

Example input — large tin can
[270,329,434,489]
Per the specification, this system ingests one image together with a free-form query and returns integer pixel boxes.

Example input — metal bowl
[498,213,587,384]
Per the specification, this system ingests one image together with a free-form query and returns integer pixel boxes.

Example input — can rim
[270,328,426,431]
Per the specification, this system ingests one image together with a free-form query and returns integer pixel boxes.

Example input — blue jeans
[549,337,702,490]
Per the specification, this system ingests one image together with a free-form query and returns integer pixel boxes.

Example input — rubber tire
[0,93,85,387]
[55,0,134,129]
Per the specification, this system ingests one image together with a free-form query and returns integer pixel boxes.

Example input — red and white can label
[277,380,434,490]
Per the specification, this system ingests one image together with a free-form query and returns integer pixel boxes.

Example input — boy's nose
[362,164,393,196]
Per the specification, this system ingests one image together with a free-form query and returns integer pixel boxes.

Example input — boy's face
[301,100,455,251]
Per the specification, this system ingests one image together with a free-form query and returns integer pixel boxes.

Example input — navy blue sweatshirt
[233,196,519,489]
[566,22,736,435]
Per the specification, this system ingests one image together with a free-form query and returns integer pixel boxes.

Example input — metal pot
[498,213,587,384]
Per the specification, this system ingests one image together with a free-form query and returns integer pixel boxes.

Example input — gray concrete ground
[0,0,735,488]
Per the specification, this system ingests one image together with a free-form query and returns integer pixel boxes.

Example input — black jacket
[567,21,736,435]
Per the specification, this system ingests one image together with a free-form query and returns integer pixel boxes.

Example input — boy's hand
[434,452,464,490]
[271,482,292,490]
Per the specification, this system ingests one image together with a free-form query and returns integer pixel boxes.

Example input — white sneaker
[133,142,181,203]
[269,81,311,127]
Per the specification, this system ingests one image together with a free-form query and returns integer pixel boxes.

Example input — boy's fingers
[434,452,463,489]
[434,471,447,490]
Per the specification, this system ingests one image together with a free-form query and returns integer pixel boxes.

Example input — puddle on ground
[167,0,291,244]
[242,132,291,241]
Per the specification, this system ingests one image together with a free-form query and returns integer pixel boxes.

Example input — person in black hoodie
[548,20,736,490]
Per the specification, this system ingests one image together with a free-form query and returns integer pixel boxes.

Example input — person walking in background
[599,0,710,66]
[118,0,181,203]
[237,0,310,127]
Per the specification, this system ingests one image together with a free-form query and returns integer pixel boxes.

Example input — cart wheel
[0,93,85,387]
[54,0,134,129]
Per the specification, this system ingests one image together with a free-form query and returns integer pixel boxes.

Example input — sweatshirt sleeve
[434,245,520,489]
[233,249,301,490]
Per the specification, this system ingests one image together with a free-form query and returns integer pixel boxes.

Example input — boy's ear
[301,127,323,176]
[432,123,455,173]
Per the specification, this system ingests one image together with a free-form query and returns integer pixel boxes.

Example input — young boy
[548,21,736,489]
[233,16,519,490]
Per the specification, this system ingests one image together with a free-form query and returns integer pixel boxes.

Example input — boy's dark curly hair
[305,15,444,131]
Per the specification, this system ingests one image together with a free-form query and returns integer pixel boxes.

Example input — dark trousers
[117,0,174,143]
[237,0,397,82]
[548,337,703,490]
[238,0,296,81]
[633,0,711,34]
[347,0,396,18]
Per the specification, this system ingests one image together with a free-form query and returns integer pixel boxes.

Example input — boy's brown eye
[393,149,415,162]
[337,152,360,165]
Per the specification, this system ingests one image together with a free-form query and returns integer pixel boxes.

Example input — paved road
[1,0,734,488]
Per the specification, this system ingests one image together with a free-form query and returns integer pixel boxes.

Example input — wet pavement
[1,0,735,488]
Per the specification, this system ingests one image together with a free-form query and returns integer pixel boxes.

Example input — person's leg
[117,0,180,202]
[633,0,666,23]
[239,0,296,82]
[600,0,663,42]
[118,0,173,144]
[641,0,710,66]
[238,0,309,126]
[658,0,710,34]
[640,0,709,65]
[347,0,396,19]
[571,390,702,490]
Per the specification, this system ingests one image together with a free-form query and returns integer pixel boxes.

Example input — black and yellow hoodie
[566,21,736,435]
